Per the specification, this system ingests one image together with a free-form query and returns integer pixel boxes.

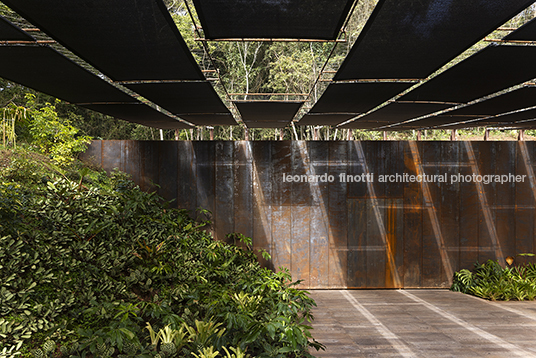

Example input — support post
[450,129,457,141]
[383,131,387,140]
[208,126,214,140]
[518,129,525,141]
[484,129,490,141]
[417,130,422,141]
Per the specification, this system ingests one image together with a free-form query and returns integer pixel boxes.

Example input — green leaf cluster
[0,150,323,357]
[451,259,536,301]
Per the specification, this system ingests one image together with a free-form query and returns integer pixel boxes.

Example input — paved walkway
[308,289,536,358]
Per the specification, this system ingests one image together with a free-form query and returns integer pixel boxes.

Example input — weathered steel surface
[84,140,535,289]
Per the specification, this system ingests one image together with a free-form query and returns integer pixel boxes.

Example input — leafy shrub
[451,260,536,301]
[25,94,91,165]
[0,153,323,357]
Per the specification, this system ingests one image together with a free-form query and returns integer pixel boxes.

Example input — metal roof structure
[1,0,536,130]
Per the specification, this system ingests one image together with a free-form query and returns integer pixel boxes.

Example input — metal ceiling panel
[298,113,356,126]
[442,86,536,116]
[343,102,452,127]
[310,82,413,114]
[504,17,536,41]
[0,45,136,104]
[235,101,303,128]
[179,113,237,126]
[334,0,535,80]
[80,103,192,129]
[0,14,34,40]
[124,82,231,115]
[3,0,204,81]
[192,0,354,40]
[400,46,536,103]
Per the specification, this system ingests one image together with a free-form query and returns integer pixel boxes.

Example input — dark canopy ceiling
[0,14,32,40]
[235,101,303,128]
[2,0,536,130]
[333,0,535,80]
[2,0,204,81]
[192,0,354,40]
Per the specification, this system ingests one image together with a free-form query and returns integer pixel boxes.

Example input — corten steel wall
[82,140,536,289]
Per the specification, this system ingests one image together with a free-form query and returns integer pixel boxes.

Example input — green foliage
[25,94,91,165]
[451,260,536,301]
[0,151,323,357]
[2,103,26,148]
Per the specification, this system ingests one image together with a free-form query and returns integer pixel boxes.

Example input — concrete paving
[308,290,536,358]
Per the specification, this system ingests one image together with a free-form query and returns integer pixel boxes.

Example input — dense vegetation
[451,258,536,301]
[0,96,323,357]
[0,147,323,358]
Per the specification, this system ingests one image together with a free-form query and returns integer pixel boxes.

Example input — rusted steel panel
[177,141,197,217]
[156,141,178,204]
[459,164,480,270]
[475,142,497,264]
[80,139,102,167]
[347,199,367,288]
[385,199,403,288]
[101,140,123,174]
[251,141,273,269]
[494,142,516,263]
[515,141,534,266]
[271,141,292,271]
[307,141,329,288]
[83,140,536,289]
[215,142,234,242]
[386,142,404,288]
[346,141,367,199]
[233,141,253,241]
[363,142,386,288]
[290,141,311,287]
[194,141,215,226]
[291,205,310,288]
[139,141,159,193]
[123,140,140,185]
[420,141,443,287]
[441,142,461,279]
[328,141,348,288]
[403,141,423,288]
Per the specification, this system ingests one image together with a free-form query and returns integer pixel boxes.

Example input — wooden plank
[214,142,234,242]
[328,141,348,288]
[421,141,442,287]
[403,141,423,288]
[515,141,534,266]
[271,141,292,272]
[251,141,273,269]
[307,141,329,288]
[177,141,197,217]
